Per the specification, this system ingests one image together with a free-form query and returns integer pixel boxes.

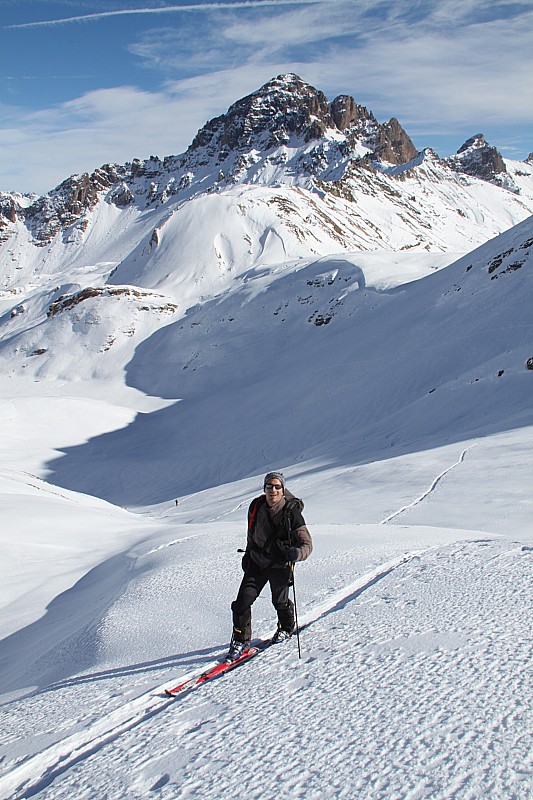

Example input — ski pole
[291,563,302,659]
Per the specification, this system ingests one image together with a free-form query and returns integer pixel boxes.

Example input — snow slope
[34,216,533,508]
[1,67,533,795]
[0,214,532,798]
[2,155,532,307]
[0,518,531,800]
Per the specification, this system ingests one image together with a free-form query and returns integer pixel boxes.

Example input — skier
[226,471,312,662]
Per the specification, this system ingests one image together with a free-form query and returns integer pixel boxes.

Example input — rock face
[447,134,507,182]
[190,74,334,154]
[3,163,134,246]
[370,117,418,165]
[0,196,17,243]
[330,94,372,132]
[329,95,417,164]
[189,73,417,166]
[0,195,18,224]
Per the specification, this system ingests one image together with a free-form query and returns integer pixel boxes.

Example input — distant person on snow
[226,471,312,662]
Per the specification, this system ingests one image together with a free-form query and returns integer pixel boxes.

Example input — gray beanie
[264,471,285,489]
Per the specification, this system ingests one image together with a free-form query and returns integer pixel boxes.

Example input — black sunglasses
[264,483,283,490]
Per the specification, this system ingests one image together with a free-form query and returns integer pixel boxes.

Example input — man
[226,471,312,662]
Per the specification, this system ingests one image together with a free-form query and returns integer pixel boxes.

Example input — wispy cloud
[0,69,280,193]
[127,0,533,127]
[4,0,325,30]
[1,0,532,194]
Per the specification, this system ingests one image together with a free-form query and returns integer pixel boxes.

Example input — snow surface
[0,208,532,796]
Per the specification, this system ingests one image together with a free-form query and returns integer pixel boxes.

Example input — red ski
[165,646,259,697]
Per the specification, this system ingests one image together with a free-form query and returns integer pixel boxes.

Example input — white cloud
[201,0,533,127]
[126,0,533,128]
[221,1,362,47]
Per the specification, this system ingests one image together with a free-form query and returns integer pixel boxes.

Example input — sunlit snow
[0,104,532,798]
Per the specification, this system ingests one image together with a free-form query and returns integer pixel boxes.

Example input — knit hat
[264,471,285,489]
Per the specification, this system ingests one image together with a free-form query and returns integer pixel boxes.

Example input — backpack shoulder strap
[283,490,304,511]
[248,495,265,534]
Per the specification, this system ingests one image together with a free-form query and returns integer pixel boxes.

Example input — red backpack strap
[248,497,260,533]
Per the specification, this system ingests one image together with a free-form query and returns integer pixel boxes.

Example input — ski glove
[284,546,299,563]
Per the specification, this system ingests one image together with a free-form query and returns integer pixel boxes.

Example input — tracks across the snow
[0,546,442,800]
[379,445,476,524]
[1,537,530,800]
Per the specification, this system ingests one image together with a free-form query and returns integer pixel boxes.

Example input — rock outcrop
[188,73,417,167]
[447,134,507,182]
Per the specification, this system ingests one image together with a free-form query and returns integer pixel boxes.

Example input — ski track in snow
[0,549,447,798]
[0,539,531,800]
[380,445,476,524]
[143,536,201,555]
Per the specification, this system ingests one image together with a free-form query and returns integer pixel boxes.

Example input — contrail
[5,0,324,30]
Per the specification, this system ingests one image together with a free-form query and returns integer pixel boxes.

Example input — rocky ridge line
[0,74,524,246]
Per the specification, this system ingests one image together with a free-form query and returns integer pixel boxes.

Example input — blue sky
[1,0,532,194]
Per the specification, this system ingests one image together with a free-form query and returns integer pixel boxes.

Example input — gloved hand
[241,551,251,571]
[284,546,299,563]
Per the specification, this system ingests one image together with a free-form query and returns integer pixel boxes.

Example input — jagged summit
[188,72,417,166]
[189,73,334,153]
[0,74,532,269]
[447,133,507,183]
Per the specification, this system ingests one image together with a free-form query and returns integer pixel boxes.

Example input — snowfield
[1,253,532,798]
[0,136,532,796]
[0,511,531,799]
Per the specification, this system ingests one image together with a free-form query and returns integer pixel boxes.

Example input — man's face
[264,480,284,506]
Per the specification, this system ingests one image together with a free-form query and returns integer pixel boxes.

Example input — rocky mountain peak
[329,94,375,132]
[188,73,418,171]
[447,134,507,182]
[0,195,19,244]
[328,97,417,165]
[370,117,418,165]
[189,73,334,157]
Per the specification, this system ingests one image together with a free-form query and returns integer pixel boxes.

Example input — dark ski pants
[231,564,294,642]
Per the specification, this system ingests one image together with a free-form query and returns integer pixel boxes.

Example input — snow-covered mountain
[0,73,532,502]
[1,74,532,394]
[0,75,532,800]
[1,74,533,305]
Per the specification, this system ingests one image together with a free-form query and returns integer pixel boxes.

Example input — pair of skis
[165,622,305,698]
[164,645,260,697]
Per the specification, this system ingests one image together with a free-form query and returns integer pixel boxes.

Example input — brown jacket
[246,491,312,570]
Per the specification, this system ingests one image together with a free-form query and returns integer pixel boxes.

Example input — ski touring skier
[226,472,312,662]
